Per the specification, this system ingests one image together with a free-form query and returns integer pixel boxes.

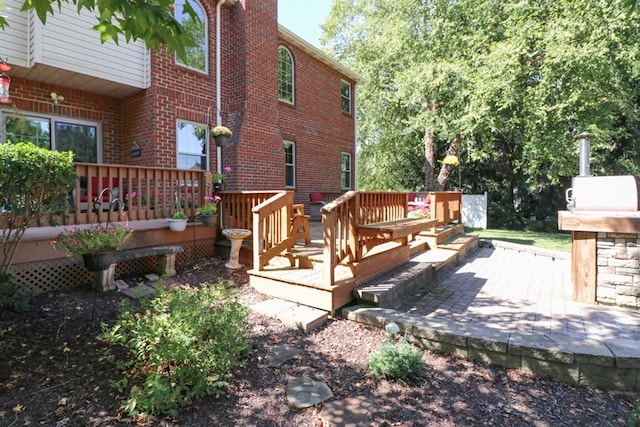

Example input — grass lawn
[466,228,572,253]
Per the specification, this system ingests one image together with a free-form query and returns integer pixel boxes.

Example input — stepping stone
[286,376,333,409]
[265,345,301,367]
[320,395,376,427]
[114,279,129,291]
[119,284,155,299]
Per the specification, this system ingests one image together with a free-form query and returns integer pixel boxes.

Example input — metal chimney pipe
[577,132,591,176]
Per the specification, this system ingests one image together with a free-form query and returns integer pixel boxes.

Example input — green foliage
[626,402,640,427]
[0,273,30,312]
[52,223,133,256]
[368,335,424,383]
[324,0,640,218]
[195,195,221,216]
[101,281,251,419]
[0,142,76,275]
[170,211,188,220]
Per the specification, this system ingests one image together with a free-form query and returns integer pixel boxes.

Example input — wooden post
[571,231,597,303]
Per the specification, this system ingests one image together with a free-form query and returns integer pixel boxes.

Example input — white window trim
[176,119,209,171]
[341,80,352,114]
[175,0,209,75]
[0,110,103,162]
[341,152,352,190]
[284,140,296,188]
[278,46,295,105]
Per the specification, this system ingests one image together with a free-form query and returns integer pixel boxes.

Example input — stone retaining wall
[597,232,640,308]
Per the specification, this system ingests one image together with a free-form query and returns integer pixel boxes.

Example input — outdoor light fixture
[0,58,11,105]
[50,92,65,104]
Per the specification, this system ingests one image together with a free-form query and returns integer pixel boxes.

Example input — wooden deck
[248,220,477,313]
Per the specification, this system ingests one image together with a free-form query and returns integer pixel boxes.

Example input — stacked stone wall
[596,232,640,308]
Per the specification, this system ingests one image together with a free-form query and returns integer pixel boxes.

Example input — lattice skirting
[8,239,215,294]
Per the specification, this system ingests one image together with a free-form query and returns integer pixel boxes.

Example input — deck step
[437,233,479,257]
[353,236,480,308]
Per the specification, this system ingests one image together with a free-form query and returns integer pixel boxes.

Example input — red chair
[308,192,326,221]
[76,177,119,210]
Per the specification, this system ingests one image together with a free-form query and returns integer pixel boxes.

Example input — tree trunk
[424,129,435,191]
[436,138,462,190]
[423,103,436,191]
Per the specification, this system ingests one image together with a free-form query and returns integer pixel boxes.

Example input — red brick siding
[7,0,355,205]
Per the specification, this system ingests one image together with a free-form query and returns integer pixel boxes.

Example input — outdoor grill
[565,132,640,213]
[566,175,640,213]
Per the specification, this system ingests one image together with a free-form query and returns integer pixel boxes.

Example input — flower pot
[82,252,114,272]
[214,135,231,147]
[168,218,188,232]
[199,215,218,227]
[213,181,223,192]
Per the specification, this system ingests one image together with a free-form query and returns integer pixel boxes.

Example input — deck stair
[353,231,479,309]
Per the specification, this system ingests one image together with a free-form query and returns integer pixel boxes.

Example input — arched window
[175,0,208,73]
[278,46,294,104]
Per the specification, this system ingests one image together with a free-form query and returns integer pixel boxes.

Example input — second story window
[278,46,294,104]
[341,80,352,114]
[177,120,207,170]
[175,0,207,73]
[284,141,296,188]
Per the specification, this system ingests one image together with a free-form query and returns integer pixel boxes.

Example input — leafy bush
[0,273,30,312]
[627,402,640,427]
[368,323,424,383]
[102,280,251,418]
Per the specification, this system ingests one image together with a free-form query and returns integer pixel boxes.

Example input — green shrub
[368,323,424,383]
[0,273,30,312]
[102,280,251,419]
[627,402,640,427]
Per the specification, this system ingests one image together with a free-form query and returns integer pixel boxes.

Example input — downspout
[215,0,225,176]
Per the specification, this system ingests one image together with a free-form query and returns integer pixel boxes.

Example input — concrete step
[251,298,328,333]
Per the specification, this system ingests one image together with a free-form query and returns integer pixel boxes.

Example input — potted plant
[211,125,233,147]
[196,195,221,227]
[212,166,232,192]
[52,223,133,271]
[168,211,189,232]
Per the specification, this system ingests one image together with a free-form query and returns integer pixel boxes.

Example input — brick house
[1,0,357,205]
[0,0,357,292]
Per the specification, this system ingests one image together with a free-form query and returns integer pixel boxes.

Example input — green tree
[323,0,640,226]
[0,0,200,61]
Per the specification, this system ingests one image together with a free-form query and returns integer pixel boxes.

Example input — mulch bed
[0,257,637,426]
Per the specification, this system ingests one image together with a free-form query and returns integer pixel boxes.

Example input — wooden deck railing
[429,191,462,225]
[0,163,211,228]
[248,191,294,269]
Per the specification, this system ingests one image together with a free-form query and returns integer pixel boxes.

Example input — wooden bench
[357,217,437,256]
[93,246,184,292]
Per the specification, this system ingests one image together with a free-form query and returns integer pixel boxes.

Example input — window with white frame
[1,111,100,163]
[341,80,352,114]
[175,0,208,73]
[341,152,352,189]
[278,46,294,103]
[177,120,208,170]
[284,141,296,188]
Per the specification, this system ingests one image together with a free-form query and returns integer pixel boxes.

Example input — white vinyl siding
[4,0,149,89]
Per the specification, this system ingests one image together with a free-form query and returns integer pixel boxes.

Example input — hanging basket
[82,252,114,272]
[214,135,231,147]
